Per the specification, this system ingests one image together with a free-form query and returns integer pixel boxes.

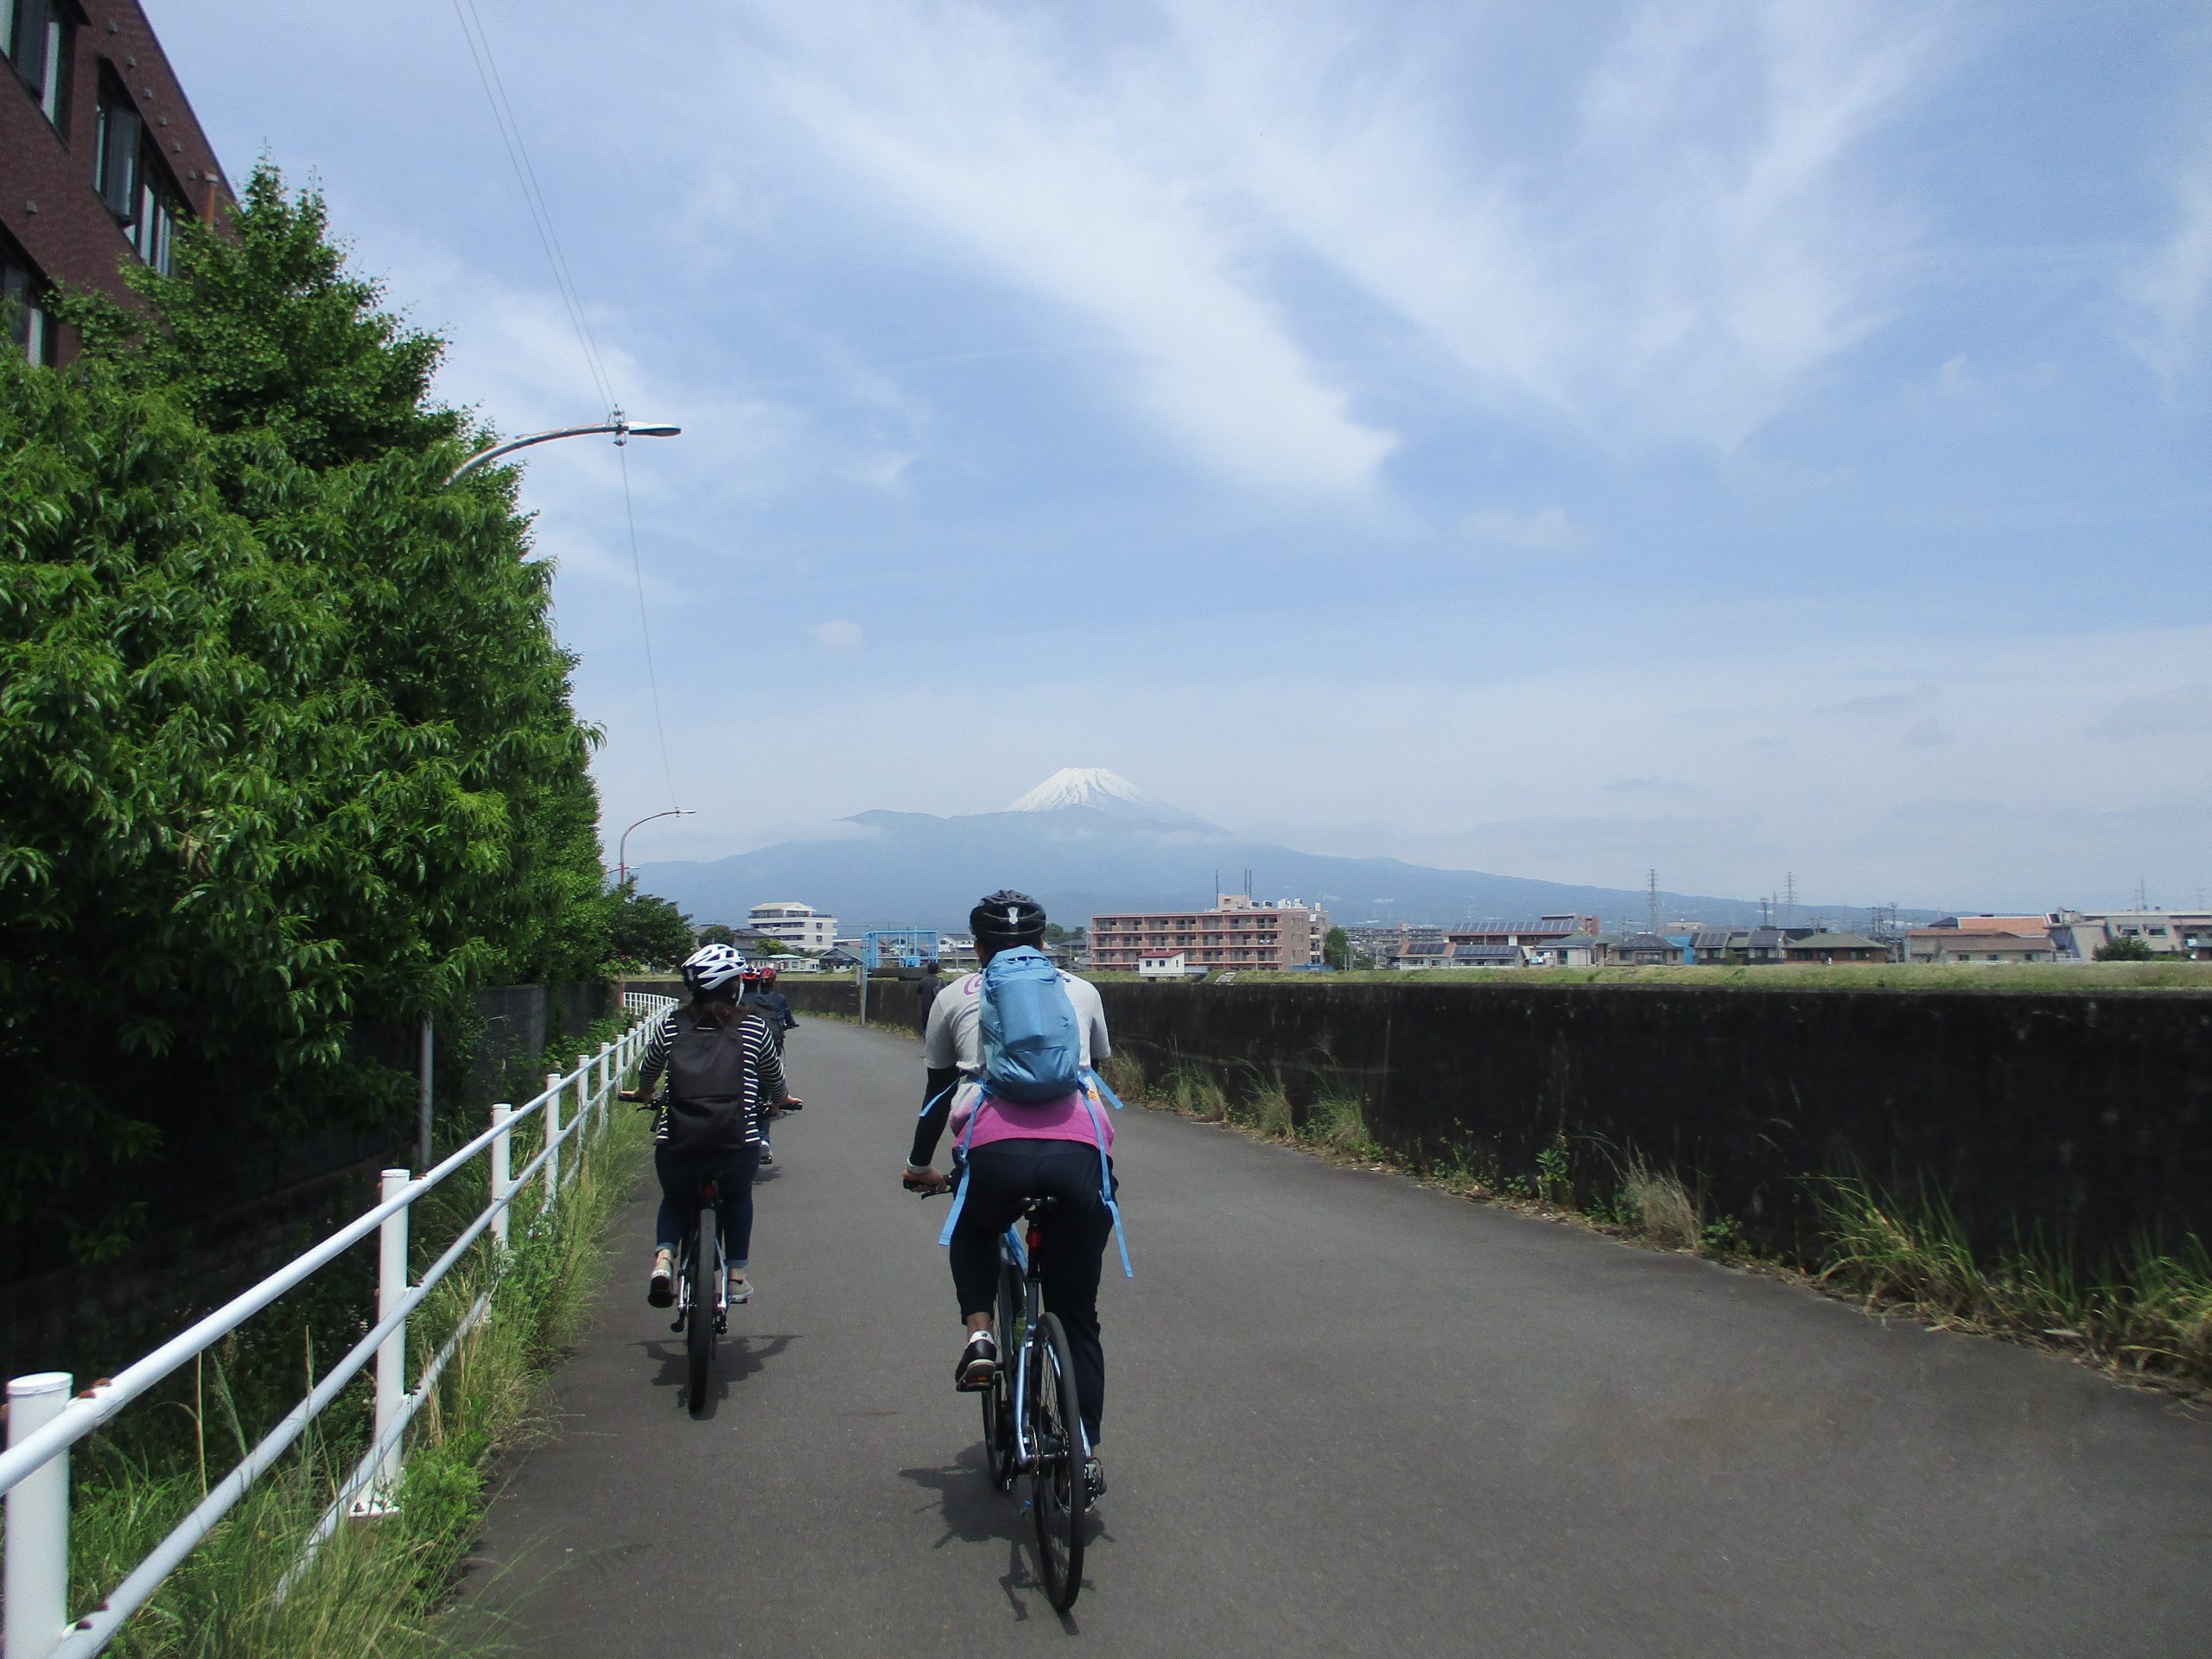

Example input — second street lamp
[618,807,695,891]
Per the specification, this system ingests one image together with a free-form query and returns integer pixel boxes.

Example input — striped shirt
[636,1007,785,1147]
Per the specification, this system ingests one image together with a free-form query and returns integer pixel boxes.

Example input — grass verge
[1116,1054,2212,1399]
[36,1027,652,1658]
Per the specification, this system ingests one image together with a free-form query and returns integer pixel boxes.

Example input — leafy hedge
[0,167,612,1262]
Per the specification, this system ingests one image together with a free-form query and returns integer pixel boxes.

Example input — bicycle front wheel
[686,1205,715,1415]
[1027,1312,1087,1610]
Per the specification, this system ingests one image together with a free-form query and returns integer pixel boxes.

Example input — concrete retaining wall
[1090,981,2212,1265]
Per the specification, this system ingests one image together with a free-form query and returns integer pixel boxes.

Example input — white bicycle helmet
[681,943,747,992]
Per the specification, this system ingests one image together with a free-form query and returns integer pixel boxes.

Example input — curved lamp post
[448,410,681,485]
[618,807,695,891]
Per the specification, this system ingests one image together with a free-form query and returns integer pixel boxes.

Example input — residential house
[1781,931,1892,965]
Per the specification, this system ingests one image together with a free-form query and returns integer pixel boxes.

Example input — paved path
[468,1019,2212,1657]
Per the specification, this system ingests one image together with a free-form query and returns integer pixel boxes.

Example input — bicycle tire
[686,1203,715,1415]
[1027,1312,1087,1610]
[982,1258,1020,1488]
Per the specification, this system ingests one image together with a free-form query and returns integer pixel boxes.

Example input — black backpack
[663,1013,754,1155]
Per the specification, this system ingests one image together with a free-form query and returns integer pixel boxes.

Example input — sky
[147,1,2210,914]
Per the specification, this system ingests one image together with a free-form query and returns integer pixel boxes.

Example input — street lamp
[618,807,695,891]
[448,410,682,485]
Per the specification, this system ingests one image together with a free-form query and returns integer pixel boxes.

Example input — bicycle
[671,1174,726,1416]
[624,1090,727,1417]
[974,1197,1091,1610]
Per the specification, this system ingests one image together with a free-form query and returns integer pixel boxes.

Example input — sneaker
[647,1249,674,1307]
[759,1142,775,1166]
[954,1332,998,1391]
[1083,1455,1107,1503]
[726,1268,752,1304]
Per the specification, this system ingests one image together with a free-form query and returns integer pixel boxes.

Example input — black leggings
[950,1139,1115,1443]
[654,1143,761,1265]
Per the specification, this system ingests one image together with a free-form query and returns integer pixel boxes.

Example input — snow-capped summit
[1006,767,1201,823]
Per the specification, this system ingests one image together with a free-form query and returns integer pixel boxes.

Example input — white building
[1137,951,1204,979]
[747,901,838,953]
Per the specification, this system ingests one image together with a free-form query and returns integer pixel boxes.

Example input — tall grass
[1815,1177,2212,1383]
[1114,1057,2212,1392]
[35,1035,652,1658]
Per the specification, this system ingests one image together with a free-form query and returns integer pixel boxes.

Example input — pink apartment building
[1090,895,1328,973]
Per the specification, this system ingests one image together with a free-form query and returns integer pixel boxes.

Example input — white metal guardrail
[0,991,679,1659]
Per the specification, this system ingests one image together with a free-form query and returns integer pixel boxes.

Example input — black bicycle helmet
[971,888,1047,948]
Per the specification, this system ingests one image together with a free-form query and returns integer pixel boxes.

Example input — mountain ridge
[632,772,1919,934]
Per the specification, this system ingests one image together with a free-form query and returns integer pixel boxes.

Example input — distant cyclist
[623,944,784,1307]
[741,961,803,1165]
[903,890,1116,1498]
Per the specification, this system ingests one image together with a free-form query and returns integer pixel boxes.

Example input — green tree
[609,887,696,969]
[2094,933,2156,962]
[2,164,612,1259]
[696,922,742,947]
[1324,925,1352,970]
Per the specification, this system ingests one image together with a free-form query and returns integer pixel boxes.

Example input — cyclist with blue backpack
[902,891,1123,1499]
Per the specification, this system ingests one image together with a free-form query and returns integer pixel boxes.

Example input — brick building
[3,0,231,365]
[1090,895,1327,974]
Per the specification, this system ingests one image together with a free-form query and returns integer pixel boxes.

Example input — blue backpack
[978,946,1084,1103]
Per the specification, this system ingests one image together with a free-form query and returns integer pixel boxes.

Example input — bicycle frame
[674,1179,727,1332]
[1000,1217,1090,1471]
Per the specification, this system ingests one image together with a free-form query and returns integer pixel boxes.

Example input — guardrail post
[5,1371,73,1659]
[490,1104,513,1249]
[357,1169,409,1516]
[544,1074,563,1198]
[574,1055,591,1166]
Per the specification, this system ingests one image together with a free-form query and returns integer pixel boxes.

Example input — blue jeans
[654,1143,761,1268]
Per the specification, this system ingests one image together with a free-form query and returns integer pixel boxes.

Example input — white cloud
[1165,0,1943,450]
[1462,506,1589,551]
[736,3,1396,496]
[811,619,865,654]
[2123,114,2212,384]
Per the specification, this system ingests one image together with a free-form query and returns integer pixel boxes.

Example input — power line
[449,3,677,811]
[619,443,679,809]
[449,0,617,412]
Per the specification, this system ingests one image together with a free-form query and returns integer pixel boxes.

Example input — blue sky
[149,1,2209,912]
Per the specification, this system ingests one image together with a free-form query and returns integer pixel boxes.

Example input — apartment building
[1090,895,1326,973]
[3,0,232,365]
[746,901,838,952]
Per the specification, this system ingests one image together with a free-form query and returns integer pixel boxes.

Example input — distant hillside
[632,772,1916,934]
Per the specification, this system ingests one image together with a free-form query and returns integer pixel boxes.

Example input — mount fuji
[630,769,1803,935]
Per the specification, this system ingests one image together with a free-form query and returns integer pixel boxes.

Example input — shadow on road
[899,1441,1102,1629]
[639,1332,798,1420]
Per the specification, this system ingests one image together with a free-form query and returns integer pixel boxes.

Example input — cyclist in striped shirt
[621,944,785,1307]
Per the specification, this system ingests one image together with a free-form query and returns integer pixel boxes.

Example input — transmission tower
[1647,868,1659,933]
[1783,872,1796,929]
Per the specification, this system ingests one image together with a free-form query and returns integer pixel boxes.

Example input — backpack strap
[1077,1079,1134,1279]
[935,1092,985,1248]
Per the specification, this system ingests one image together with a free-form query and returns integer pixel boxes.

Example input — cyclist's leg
[715,1142,762,1283]
[1032,1143,1113,1445]
[948,1142,1037,1314]
[652,1143,691,1252]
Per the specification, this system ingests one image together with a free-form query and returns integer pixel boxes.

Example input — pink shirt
[950,1083,1116,1156]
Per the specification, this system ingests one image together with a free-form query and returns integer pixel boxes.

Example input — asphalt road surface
[467,1018,2212,1657]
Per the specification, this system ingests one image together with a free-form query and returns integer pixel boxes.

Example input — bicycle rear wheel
[1027,1312,1087,1610]
[982,1259,1020,1488]
[686,1204,715,1415]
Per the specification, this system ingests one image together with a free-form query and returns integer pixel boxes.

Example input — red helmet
[760,962,780,984]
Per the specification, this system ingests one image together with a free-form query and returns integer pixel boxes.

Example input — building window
[4,0,74,129]
[92,66,186,273]
[2,232,56,365]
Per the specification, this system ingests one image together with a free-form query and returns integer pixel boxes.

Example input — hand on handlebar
[903,1165,952,1196]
